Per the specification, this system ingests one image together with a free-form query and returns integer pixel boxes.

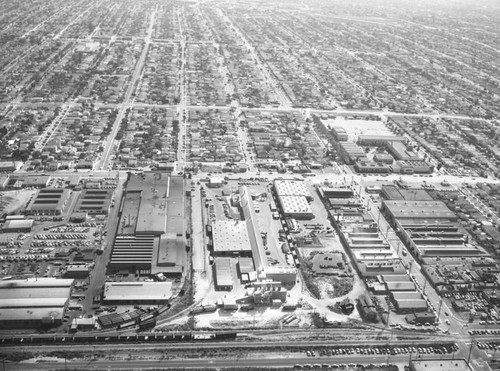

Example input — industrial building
[381,200,458,224]
[63,264,90,278]
[234,186,296,287]
[317,186,353,199]
[211,220,253,256]
[0,278,73,329]
[109,173,185,274]
[273,180,312,199]
[354,161,391,173]
[109,235,156,271]
[338,142,366,164]
[277,195,314,219]
[386,141,421,161]
[263,266,297,286]
[380,185,434,201]
[357,293,378,322]
[397,160,434,174]
[381,200,484,259]
[19,175,51,188]
[25,188,70,215]
[357,135,406,146]
[373,153,394,164]
[102,282,172,304]
[408,359,473,371]
[239,186,267,272]
[331,126,348,141]
[273,180,314,220]
[74,189,113,215]
[1,219,33,232]
[238,257,255,277]
[214,257,234,291]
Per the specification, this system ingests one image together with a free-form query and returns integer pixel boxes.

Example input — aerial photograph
[0,0,499,370]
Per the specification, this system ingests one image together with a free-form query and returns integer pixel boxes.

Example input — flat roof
[382,274,411,282]
[214,257,233,287]
[240,186,266,271]
[157,234,184,266]
[118,192,141,235]
[0,307,64,322]
[0,298,68,308]
[394,298,428,309]
[74,189,113,214]
[383,200,457,220]
[3,219,33,229]
[110,235,156,266]
[103,282,172,302]
[386,281,416,291]
[212,220,252,253]
[0,278,73,290]
[28,188,70,211]
[238,257,255,274]
[126,173,171,235]
[391,291,422,300]
[274,180,311,197]
[410,359,472,371]
[278,195,313,214]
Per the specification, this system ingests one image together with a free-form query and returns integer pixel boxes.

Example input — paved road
[97,10,157,170]
[4,353,460,371]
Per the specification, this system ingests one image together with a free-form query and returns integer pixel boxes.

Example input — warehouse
[357,135,405,146]
[25,188,70,215]
[318,186,353,199]
[409,359,473,371]
[394,298,428,313]
[381,200,457,223]
[338,142,366,164]
[133,173,169,235]
[109,235,157,272]
[391,291,423,301]
[386,141,421,161]
[273,180,314,219]
[102,281,172,304]
[240,186,267,272]
[264,266,297,286]
[397,160,434,174]
[354,161,391,174]
[117,192,141,235]
[20,175,51,188]
[74,189,113,215]
[385,281,416,292]
[277,195,314,220]
[273,179,312,199]
[238,257,255,276]
[0,278,74,329]
[1,219,33,232]
[211,220,253,256]
[331,126,348,141]
[214,257,234,291]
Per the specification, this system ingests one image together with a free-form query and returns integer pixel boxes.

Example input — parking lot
[303,343,459,358]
